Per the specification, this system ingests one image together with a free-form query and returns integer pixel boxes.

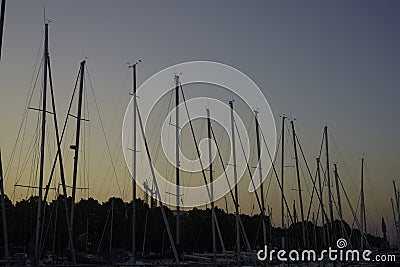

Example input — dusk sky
[0,1,399,240]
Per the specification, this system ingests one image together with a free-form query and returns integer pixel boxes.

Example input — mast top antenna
[43,6,51,24]
[128,59,142,68]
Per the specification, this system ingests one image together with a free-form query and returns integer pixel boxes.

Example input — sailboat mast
[334,164,343,220]
[360,158,365,249]
[0,151,9,265]
[324,126,334,239]
[255,110,267,245]
[70,60,86,231]
[35,23,49,263]
[206,108,217,264]
[136,101,179,263]
[390,198,399,248]
[128,59,140,262]
[291,120,308,247]
[47,57,76,264]
[174,75,181,248]
[317,157,328,246]
[0,0,5,61]
[281,116,286,249]
[229,100,241,265]
[393,180,399,211]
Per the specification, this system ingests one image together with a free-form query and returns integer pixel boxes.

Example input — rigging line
[264,169,274,207]
[179,85,215,204]
[98,135,122,196]
[92,70,129,182]
[263,125,283,213]
[96,205,111,255]
[344,176,371,251]
[293,132,329,222]
[179,86,231,252]
[20,113,41,190]
[147,89,174,178]
[299,156,313,197]
[22,133,38,200]
[327,169,353,248]
[40,198,57,257]
[311,130,326,223]
[14,123,40,186]
[317,159,336,223]
[329,129,358,191]
[258,121,294,225]
[103,149,124,197]
[319,128,325,158]
[96,95,126,194]
[85,66,123,196]
[291,125,327,224]
[22,45,49,188]
[364,164,384,223]
[265,119,283,204]
[136,100,180,263]
[123,79,172,200]
[179,86,232,250]
[349,192,361,241]
[337,170,371,248]
[5,31,44,180]
[336,195,354,248]
[42,58,77,263]
[42,65,81,203]
[126,89,173,202]
[97,129,123,194]
[148,88,173,145]
[82,85,88,199]
[306,134,327,225]
[15,111,32,184]
[8,56,44,186]
[211,121,266,253]
[30,130,40,195]
[183,118,206,195]
[233,114,264,217]
[249,115,269,200]
[86,90,91,199]
[135,83,175,193]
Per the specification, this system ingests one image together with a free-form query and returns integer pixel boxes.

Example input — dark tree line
[0,194,386,259]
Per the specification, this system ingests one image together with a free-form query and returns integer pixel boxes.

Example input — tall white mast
[128,59,141,263]
[281,116,286,249]
[206,108,217,264]
[360,158,366,249]
[254,110,267,245]
[229,100,241,265]
[291,120,308,247]
[174,75,181,249]
[35,23,49,263]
